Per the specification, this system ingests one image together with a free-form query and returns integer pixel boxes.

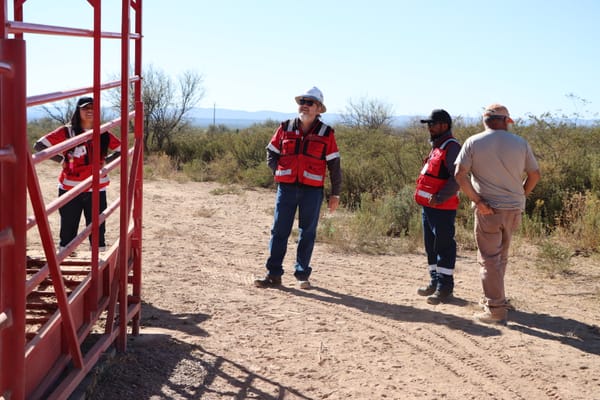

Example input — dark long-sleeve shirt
[430,130,461,204]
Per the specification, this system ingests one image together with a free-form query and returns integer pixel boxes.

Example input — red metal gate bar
[0,34,28,400]
[1,0,144,398]
[26,153,84,368]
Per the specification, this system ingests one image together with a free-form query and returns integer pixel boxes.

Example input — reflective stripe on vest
[275,168,292,177]
[61,175,110,189]
[303,170,323,182]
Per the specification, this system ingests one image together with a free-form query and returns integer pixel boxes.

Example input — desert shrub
[239,164,274,188]
[334,126,424,210]
[144,153,181,180]
[206,152,240,184]
[26,109,600,256]
[536,239,572,276]
[146,112,600,257]
[228,128,272,170]
[553,191,600,252]
[520,199,547,241]
[27,118,58,146]
[346,193,396,254]
[339,154,390,209]
[317,210,354,250]
[450,195,478,251]
[210,186,243,196]
[167,130,228,168]
[181,158,210,182]
[380,187,421,238]
[166,125,273,185]
[329,189,422,255]
[520,117,600,223]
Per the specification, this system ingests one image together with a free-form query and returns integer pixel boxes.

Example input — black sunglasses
[426,121,439,127]
[298,99,315,106]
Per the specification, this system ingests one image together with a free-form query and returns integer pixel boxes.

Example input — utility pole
[213,102,216,126]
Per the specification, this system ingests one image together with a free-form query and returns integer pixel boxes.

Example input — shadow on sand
[280,285,502,337]
[508,309,600,355]
[281,285,600,356]
[86,301,317,400]
[86,292,599,399]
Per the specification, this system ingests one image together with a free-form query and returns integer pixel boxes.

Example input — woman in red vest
[34,97,120,254]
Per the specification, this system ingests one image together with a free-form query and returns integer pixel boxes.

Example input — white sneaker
[298,280,311,289]
[58,246,77,257]
[89,245,108,252]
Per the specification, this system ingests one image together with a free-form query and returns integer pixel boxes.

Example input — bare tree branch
[41,98,78,125]
[340,97,395,131]
[106,64,205,152]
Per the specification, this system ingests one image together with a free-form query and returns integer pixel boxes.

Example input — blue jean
[422,206,456,291]
[266,183,324,280]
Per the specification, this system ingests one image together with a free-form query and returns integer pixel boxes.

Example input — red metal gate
[0,1,143,398]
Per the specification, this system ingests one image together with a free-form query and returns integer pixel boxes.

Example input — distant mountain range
[188,107,417,128]
[27,106,597,129]
[26,106,413,129]
[188,107,305,128]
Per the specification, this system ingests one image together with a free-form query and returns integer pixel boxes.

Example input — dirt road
[65,175,600,400]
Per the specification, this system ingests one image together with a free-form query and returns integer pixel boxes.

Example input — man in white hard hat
[255,86,342,290]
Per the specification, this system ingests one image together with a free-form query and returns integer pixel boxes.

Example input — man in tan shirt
[455,104,540,325]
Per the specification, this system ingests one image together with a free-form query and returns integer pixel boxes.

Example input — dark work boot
[426,289,453,305]
[417,269,438,296]
[254,274,282,288]
[427,273,454,305]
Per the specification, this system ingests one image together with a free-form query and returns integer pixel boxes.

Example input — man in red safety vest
[414,109,461,304]
[255,87,342,290]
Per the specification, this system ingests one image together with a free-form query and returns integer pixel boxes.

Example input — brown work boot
[474,309,507,326]
[254,275,282,288]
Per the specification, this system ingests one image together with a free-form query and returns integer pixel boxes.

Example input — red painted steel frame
[0,1,144,399]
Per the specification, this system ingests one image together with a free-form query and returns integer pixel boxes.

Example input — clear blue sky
[13,0,600,120]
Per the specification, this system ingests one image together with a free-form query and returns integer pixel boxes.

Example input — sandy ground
[32,163,600,400]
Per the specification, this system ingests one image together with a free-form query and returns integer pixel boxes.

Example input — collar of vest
[430,131,454,148]
[285,118,330,136]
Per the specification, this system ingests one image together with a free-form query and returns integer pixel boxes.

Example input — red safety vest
[414,137,460,210]
[39,126,120,191]
[269,119,338,188]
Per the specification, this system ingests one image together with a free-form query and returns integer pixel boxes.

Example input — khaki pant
[474,209,522,318]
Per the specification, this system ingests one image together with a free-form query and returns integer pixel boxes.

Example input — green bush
[553,191,600,251]
[26,112,600,258]
[520,118,600,224]
[27,118,58,146]
[520,199,547,241]
[334,126,424,209]
[161,114,600,255]
[536,239,572,276]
